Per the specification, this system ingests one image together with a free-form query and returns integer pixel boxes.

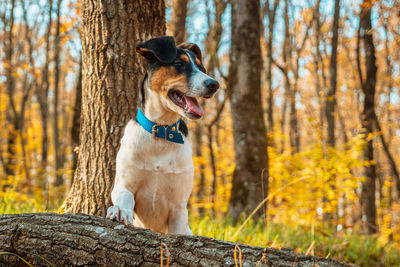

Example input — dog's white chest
[113,120,194,232]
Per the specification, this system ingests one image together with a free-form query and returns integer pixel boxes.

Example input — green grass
[0,192,46,214]
[190,214,400,267]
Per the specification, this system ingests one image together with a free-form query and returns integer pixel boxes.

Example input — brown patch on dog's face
[194,57,201,66]
[180,54,190,63]
[137,47,150,53]
[140,43,219,120]
[150,66,189,96]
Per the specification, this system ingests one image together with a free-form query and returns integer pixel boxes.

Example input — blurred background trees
[0,0,400,264]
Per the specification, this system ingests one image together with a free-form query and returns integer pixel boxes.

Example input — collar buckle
[151,125,158,137]
[152,124,169,139]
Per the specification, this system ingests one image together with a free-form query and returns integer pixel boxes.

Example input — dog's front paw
[106,205,134,226]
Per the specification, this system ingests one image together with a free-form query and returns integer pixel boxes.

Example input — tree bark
[357,0,378,234]
[53,0,63,187]
[383,20,398,199]
[3,0,16,178]
[324,0,341,222]
[229,0,269,220]
[195,0,227,213]
[290,4,312,154]
[373,113,400,197]
[194,123,206,213]
[71,54,83,181]
[0,213,352,267]
[207,99,226,212]
[325,0,340,147]
[281,0,291,153]
[36,0,53,188]
[313,0,324,133]
[171,0,188,44]
[64,0,166,216]
[264,0,280,141]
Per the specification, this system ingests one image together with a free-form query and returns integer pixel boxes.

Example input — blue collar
[136,108,184,144]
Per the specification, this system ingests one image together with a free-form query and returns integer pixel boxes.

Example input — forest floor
[1,194,399,267]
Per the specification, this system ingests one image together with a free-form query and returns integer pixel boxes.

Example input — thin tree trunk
[194,123,206,213]
[382,21,399,199]
[280,82,289,153]
[313,0,324,133]
[264,0,279,142]
[53,0,63,187]
[36,0,53,188]
[205,0,227,76]
[373,113,400,196]
[64,0,166,216]
[71,54,83,182]
[201,0,227,213]
[171,0,188,44]
[4,0,16,179]
[279,0,291,154]
[290,60,300,153]
[337,109,349,144]
[207,99,226,212]
[208,126,218,211]
[229,0,269,220]
[324,0,340,222]
[325,0,340,147]
[357,0,378,234]
[286,0,312,154]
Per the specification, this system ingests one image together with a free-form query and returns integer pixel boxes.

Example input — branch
[272,57,291,83]
[0,213,352,267]
[206,96,226,128]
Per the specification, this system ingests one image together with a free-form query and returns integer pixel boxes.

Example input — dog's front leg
[106,185,135,226]
[168,205,191,235]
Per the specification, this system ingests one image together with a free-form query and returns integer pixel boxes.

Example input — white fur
[106,83,194,235]
[186,51,216,97]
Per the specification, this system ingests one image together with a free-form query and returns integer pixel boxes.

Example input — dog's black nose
[204,79,220,93]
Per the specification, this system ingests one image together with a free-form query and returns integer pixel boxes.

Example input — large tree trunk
[0,213,352,267]
[64,0,166,216]
[229,0,269,220]
[357,0,378,234]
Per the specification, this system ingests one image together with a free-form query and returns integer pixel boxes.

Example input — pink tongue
[183,95,204,117]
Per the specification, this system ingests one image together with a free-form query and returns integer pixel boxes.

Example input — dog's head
[136,36,219,120]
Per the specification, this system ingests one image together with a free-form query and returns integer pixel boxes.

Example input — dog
[106,36,219,235]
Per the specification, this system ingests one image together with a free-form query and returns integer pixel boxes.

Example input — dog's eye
[174,62,184,69]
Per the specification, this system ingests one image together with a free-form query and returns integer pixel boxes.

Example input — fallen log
[0,213,353,266]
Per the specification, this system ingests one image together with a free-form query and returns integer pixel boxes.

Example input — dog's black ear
[177,43,202,62]
[136,36,177,63]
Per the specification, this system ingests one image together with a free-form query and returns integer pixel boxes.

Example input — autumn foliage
[0,0,399,265]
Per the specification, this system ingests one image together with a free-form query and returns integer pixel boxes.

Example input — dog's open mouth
[168,90,204,119]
